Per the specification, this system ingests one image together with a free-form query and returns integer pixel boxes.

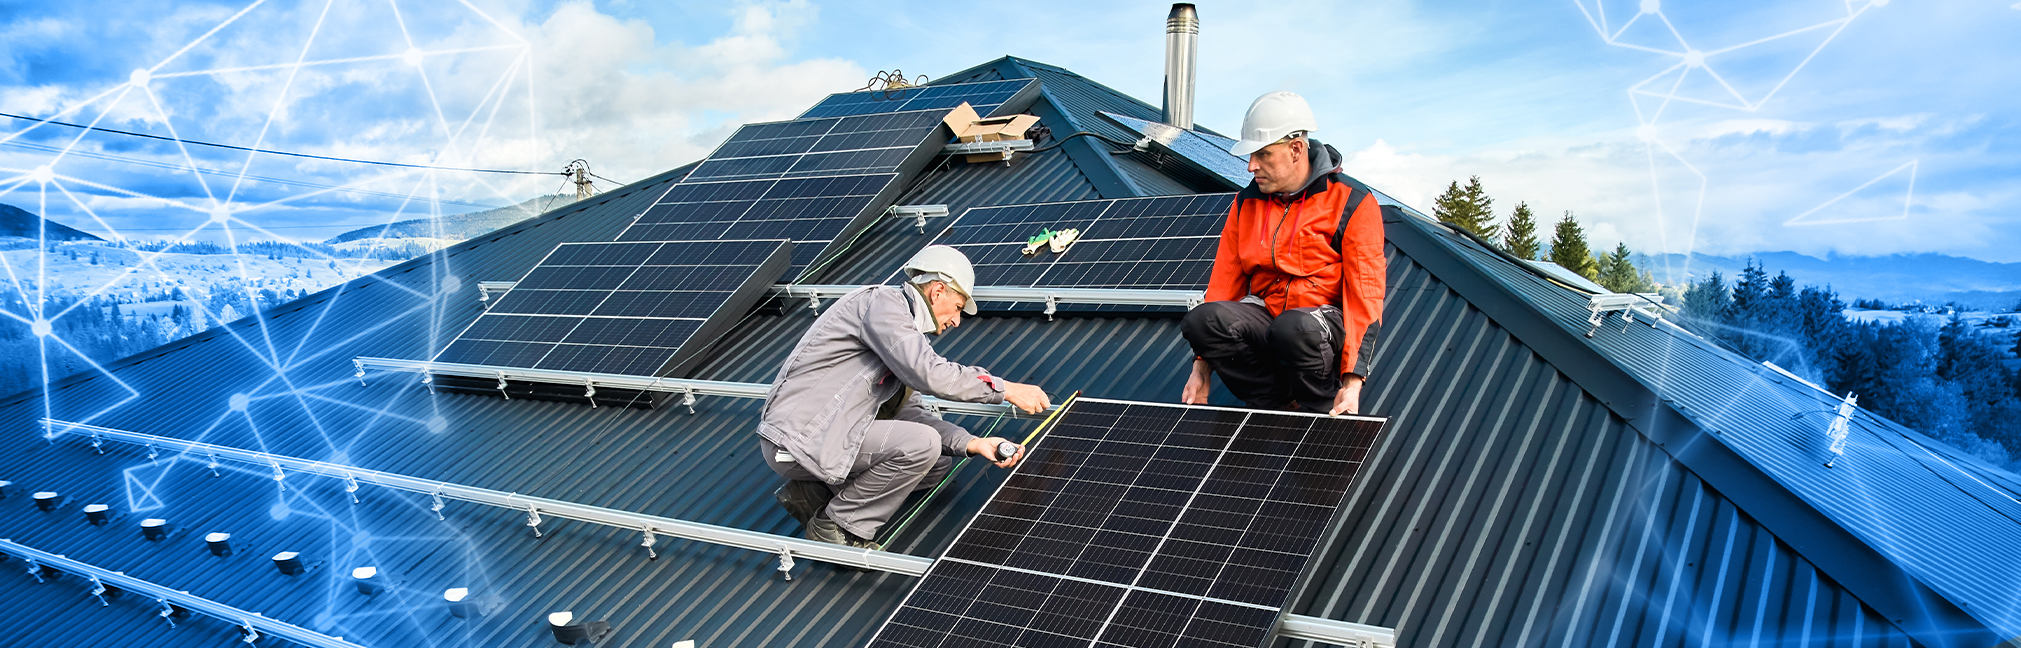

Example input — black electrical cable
[1029,130,1137,154]
[1,111,564,177]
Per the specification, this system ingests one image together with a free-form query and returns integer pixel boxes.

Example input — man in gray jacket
[757,245,1051,549]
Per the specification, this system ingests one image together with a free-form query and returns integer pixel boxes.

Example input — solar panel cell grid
[434,239,787,376]
[867,399,1385,648]
[798,79,1036,119]
[919,194,1235,291]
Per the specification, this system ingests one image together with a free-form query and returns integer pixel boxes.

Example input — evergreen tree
[1548,210,1596,280]
[1597,243,1645,293]
[1502,202,1540,260]
[1433,176,1498,242]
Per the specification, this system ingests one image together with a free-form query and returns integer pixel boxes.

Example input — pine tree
[1502,202,1540,260]
[1548,210,1596,280]
[1433,176,1498,242]
[1462,176,1496,243]
[1598,243,1638,292]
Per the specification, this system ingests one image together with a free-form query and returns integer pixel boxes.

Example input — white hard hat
[1230,91,1318,157]
[901,245,977,314]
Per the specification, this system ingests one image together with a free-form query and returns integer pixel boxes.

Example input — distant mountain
[1641,251,2021,310]
[324,194,576,244]
[0,203,103,241]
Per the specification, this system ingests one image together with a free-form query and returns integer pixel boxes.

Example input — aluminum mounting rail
[42,419,936,577]
[351,357,1043,419]
[0,537,368,648]
[40,419,1398,648]
[771,284,1204,319]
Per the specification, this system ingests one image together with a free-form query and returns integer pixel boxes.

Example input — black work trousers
[1181,300,1353,411]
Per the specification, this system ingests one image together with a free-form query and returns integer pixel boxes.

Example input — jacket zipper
[1269,200,1293,313]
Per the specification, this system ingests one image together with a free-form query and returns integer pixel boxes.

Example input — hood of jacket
[1264,138,1344,203]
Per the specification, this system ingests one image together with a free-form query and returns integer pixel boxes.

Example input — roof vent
[548,611,613,645]
[83,504,111,526]
[204,532,233,557]
[447,587,503,618]
[1163,3,1200,129]
[272,551,305,576]
[353,566,383,595]
[140,518,169,541]
[0,479,11,497]
[33,491,60,512]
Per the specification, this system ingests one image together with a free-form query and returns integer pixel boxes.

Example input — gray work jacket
[756,285,1006,485]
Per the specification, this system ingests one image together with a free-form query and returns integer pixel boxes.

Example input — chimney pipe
[1163,4,1199,130]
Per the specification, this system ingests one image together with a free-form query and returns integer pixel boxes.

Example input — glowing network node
[403,48,424,67]
[1682,49,1705,68]
[208,205,232,224]
[30,319,51,337]
[1639,0,1659,14]
[441,275,462,294]
[1636,124,1659,142]
[269,500,291,520]
[229,393,250,411]
[129,68,151,88]
[29,165,53,185]
[427,416,448,434]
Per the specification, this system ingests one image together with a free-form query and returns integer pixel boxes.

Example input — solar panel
[688,109,950,182]
[620,173,897,279]
[910,193,1235,291]
[1103,112,1254,189]
[799,79,1038,119]
[433,239,790,377]
[867,398,1386,648]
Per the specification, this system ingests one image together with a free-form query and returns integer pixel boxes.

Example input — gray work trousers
[759,420,954,540]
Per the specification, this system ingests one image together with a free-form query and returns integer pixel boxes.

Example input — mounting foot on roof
[776,546,796,581]
[344,473,360,504]
[585,381,597,408]
[641,528,658,560]
[526,507,544,538]
[354,359,367,386]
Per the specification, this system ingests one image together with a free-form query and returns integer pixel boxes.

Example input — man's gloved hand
[1330,375,1365,416]
[1181,358,1212,404]
[967,436,1023,468]
[1003,381,1051,414]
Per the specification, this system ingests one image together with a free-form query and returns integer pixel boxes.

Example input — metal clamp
[271,462,287,491]
[353,359,367,386]
[584,380,597,408]
[240,620,261,645]
[25,558,44,583]
[776,546,796,581]
[157,599,179,628]
[145,444,158,461]
[678,387,698,415]
[90,576,109,606]
[496,372,509,400]
[91,433,104,454]
[343,473,361,504]
[1043,294,1059,321]
[641,528,658,560]
[421,372,435,394]
[207,453,221,477]
[526,507,543,538]
[431,488,447,520]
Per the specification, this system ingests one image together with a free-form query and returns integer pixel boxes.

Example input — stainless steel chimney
[1163,4,1199,130]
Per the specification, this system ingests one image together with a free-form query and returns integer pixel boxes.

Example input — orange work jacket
[1204,167,1386,376]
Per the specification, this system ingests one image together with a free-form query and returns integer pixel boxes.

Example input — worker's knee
[1269,306,1342,372]
[1182,301,1266,352]
[871,421,939,472]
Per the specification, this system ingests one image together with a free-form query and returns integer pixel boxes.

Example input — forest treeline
[1434,177,2020,467]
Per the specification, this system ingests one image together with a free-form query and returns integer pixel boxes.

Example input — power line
[1,111,564,177]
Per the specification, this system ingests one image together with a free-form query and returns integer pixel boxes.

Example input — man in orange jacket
[1181,91,1384,415]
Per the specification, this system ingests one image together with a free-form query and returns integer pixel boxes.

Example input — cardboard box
[943,102,1040,163]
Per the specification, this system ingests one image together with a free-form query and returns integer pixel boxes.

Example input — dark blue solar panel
[690,108,950,182]
[1104,111,1254,188]
[913,193,1234,291]
[622,174,896,278]
[798,79,1036,119]
[866,399,1385,648]
[435,239,788,376]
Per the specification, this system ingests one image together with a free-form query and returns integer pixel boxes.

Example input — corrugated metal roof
[0,58,2007,648]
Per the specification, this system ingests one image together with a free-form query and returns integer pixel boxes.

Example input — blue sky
[0,0,2016,262]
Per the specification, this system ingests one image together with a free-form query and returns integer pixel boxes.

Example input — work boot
[804,516,882,551]
[774,480,833,528]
